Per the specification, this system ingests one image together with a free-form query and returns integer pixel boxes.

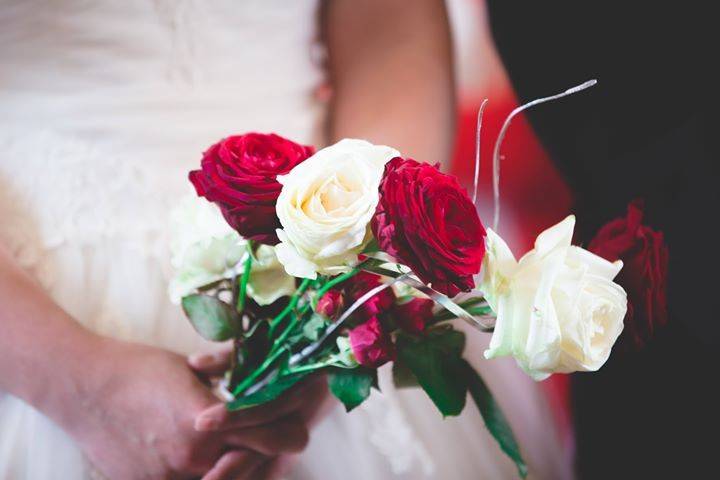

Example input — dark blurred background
[449,1,717,478]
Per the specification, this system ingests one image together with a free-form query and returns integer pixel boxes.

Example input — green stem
[285,361,333,374]
[268,278,312,337]
[269,265,364,355]
[237,264,367,396]
[228,338,242,389]
[235,309,313,395]
[233,345,287,396]
[311,263,365,308]
[457,297,488,309]
[268,313,300,357]
[433,305,493,322]
[236,243,254,313]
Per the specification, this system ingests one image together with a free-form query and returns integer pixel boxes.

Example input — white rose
[245,243,297,306]
[274,139,400,279]
[480,216,627,380]
[169,196,295,305]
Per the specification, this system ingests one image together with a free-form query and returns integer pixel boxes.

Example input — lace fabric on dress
[0,130,174,288]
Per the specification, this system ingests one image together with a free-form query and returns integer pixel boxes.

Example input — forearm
[324,0,456,164]
[0,244,102,425]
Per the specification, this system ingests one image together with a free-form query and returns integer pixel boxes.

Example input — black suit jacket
[488,2,719,478]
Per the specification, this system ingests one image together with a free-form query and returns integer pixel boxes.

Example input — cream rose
[274,139,400,279]
[480,216,627,380]
[169,196,295,305]
[246,243,297,306]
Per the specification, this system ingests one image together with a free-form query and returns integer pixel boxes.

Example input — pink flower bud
[393,298,434,334]
[349,316,395,368]
[316,289,343,318]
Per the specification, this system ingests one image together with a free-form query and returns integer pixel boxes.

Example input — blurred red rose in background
[589,199,669,348]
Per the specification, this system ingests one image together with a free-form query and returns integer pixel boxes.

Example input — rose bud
[372,157,486,297]
[349,316,395,368]
[316,289,344,319]
[393,297,434,334]
[189,132,314,245]
[588,199,669,348]
[346,271,395,320]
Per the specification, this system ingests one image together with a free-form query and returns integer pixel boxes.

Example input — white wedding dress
[0,1,570,478]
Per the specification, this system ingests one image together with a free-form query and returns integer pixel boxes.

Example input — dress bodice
[0,3,570,478]
[0,0,324,303]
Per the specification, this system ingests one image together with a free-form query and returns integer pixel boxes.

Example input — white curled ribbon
[288,274,408,366]
[241,273,407,396]
[360,257,494,332]
[240,260,492,396]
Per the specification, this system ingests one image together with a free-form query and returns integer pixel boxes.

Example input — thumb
[188,343,234,379]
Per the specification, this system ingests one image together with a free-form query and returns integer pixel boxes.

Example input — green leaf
[392,358,419,389]
[229,321,271,390]
[302,313,327,342]
[433,304,493,322]
[330,336,359,368]
[396,328,467,416]
[227,371,309,410]
[182,294,240,341]
[424,326,466,355]
[462,360,527,478]
[361,237,380,254]
[327,367,375,412]
[236,245,253,313]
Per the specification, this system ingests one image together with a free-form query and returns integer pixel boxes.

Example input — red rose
[316,289,344,319]
[189,133,314,245]
[345,271,395,321]
[393,297,434,334]
[588,199,669,348]
[349,316,395,368]
[372,157,486,297]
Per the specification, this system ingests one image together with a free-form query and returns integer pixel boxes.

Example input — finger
[195,375,325,432]
[294,374,332,426]
[200,449,266,480]
[251,455,299,480]
[224,414,310,456]
[188,345,234,378]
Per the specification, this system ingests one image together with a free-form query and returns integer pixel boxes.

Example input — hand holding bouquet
[172,107,628,477]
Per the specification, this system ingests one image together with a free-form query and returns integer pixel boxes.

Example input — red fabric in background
[451,88,572,252]
[450,85,574,447]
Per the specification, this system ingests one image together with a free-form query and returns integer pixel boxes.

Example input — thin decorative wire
[472,98,489,204]
[491,79,597,231]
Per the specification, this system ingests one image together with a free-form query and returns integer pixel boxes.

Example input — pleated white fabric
[0,1,570,478]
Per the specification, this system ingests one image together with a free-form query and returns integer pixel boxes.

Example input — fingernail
[194,415,220,431]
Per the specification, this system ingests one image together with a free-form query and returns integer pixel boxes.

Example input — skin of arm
[0,243,100,424]
[324,0,456,164]
[0,242,320,479]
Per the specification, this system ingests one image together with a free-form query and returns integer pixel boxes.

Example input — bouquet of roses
[169,84,629,478]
